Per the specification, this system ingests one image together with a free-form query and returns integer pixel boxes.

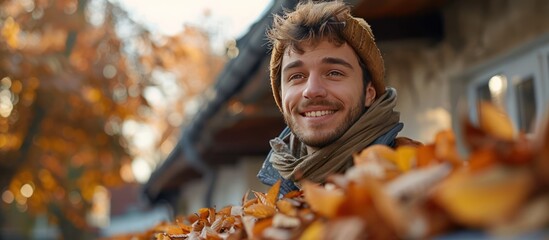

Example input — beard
[284,94,366,149]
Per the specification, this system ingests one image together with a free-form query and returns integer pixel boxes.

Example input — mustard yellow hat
[269,13,385,112]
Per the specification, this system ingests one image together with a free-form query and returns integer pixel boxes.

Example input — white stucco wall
[179,157,268,214]
[382,0,549,143]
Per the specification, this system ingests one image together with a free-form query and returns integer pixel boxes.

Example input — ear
[364,82,376,107]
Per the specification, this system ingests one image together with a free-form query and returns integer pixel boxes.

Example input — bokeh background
[1,0,548,239]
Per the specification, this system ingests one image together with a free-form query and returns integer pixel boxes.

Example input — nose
[302,73,327,99]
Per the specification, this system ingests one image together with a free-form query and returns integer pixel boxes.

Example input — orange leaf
[337,182,372,217]
[252,217,273,236]
[208,207,216,225]
[353,144,396,165]
[266,179,281,207]
[218,206,232,216]
[197,208,210,220]
[199,226,222,240]
[221,216,236,230]
[434,130,463,166]
[187,213,199,224]
[276,199,297,217]
[175,218,192,233]
[367,180,408,235]
[433,166,534,227]
[210,216,224,232]
[302,181,345,218]
[191,219,206,232]
[416,144,437,167]
[243,198,258,208]
[154,222,186,235]
[478,101,515,141]
[283,190,302,199]
[253,191,269,206]
[244,204,276,219]
[466,147,497,172]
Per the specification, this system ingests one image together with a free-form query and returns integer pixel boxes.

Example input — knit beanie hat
[269,8,385,112]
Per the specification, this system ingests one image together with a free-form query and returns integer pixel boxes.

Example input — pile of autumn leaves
[128,102,549,240]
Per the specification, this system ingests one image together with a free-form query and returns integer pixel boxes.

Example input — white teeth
[304,110,334,117]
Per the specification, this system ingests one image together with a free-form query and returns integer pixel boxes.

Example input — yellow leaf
[394,146,417,172]
[299,220,325,240]
[1,17,20,49]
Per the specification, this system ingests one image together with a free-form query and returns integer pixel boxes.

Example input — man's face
[280,40,376,150]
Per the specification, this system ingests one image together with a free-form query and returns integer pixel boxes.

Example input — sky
[112,0,273,45]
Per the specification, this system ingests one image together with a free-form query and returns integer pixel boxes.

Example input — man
[258,0,420,194]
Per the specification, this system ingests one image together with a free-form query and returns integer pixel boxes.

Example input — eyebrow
[281,57,354,73]
[322,57,354,70]
[282,60,303,73]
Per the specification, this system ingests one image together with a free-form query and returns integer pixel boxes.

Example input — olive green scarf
[269,88,400,184]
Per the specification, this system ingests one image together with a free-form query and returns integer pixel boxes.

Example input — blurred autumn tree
[0,0,224,238]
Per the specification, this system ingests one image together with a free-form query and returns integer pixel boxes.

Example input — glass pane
[476,82,492,103]
[515,76,536,132]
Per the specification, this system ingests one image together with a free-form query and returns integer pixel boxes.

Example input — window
[465,35,549,134]
[514,76,536,132]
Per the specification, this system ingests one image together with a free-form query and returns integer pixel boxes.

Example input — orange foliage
[0,0,225,236]
[109,102,549,239]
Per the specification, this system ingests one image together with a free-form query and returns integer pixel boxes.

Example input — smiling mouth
[303,110,335,117]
